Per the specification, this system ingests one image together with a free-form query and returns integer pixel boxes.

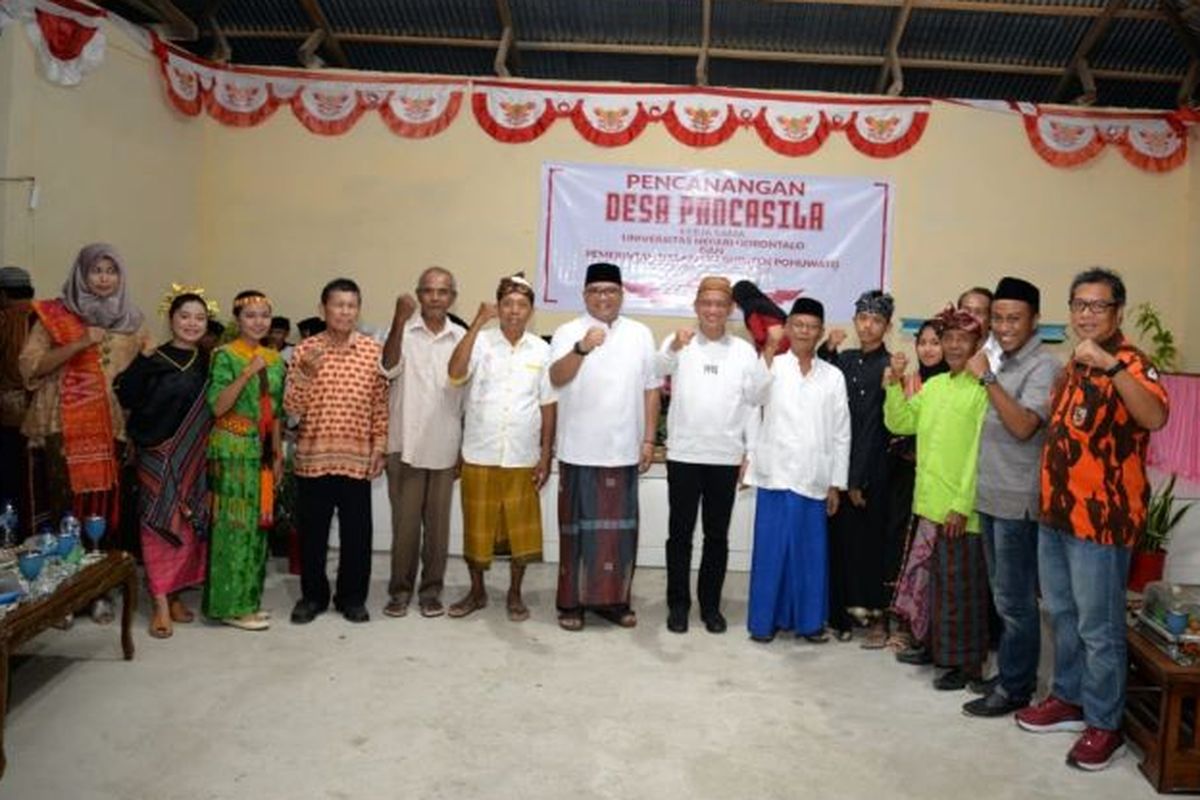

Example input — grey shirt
[975,334,1063,520]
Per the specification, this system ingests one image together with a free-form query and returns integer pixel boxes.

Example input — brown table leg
[120,568,136,661]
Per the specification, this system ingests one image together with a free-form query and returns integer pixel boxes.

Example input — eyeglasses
[1068,299,1118,315]
[789,321,822,332]
[585,286,622,298]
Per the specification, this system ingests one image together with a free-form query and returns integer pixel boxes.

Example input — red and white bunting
[155,39,465,137]
[2,0,106,86]
[472,81,931,158]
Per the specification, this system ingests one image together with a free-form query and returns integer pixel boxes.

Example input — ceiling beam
[876,0,915,94]
[1180,57,1200,105]
[697,0,713,86]
[218,29,1186,84]
[1159,0,1200,60]
[296,0,349,68]
[1053,0,1128,102]
[766,0,1162,20]
[494,0,519,77]
[98,0,197,39]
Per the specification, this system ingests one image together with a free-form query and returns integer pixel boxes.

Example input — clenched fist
[670,329,695,352]
[579,326,606,354]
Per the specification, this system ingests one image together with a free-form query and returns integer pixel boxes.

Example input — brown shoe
[383,596,409,618]
[419,599,445,618]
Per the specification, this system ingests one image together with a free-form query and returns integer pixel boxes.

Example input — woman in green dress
[203,290,285,630]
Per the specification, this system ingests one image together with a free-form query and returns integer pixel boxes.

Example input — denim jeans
[980,512,1040,701]
[1038,525,1132,730]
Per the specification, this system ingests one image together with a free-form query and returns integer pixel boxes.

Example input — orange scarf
[33,299,118,494]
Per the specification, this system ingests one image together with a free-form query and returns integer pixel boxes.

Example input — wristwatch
[1104,360,1127,378]
[573,340,590,357]
[979,369,998,387]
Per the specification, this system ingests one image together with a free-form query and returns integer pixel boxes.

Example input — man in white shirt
[380,267,465,619]
[657,276,769,635]
[746,297,851,643]
[445,274,555,622]
[549,262,661,632]
[959,287,1002,372]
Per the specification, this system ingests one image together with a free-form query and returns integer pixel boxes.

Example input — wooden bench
[0,551,137,780]
[1126,624,1200,793]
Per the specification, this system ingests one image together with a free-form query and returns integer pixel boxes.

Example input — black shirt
[115,344,208,447]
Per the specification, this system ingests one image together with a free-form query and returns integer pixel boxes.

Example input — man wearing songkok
[549,262,661,631]
[884,306,990,690]
[0,266,34,539]
[745,297,850,643]
[285,279,389,624]
[657,276,770,635]
[445,274,555,622]
[962,277,1061,718]
[380,267,465,619]
[820,289,895,646]
[1016,268,1168,771]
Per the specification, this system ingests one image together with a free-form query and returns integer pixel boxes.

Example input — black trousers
[297,475,373,610]
[666,461,739,616]
[829,485,890,632]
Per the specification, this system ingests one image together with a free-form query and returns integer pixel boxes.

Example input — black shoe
[702,612,727,634]
[895,646,932,665]
[750,632,776,643]
[667,607,689,634]
[933,668,968,691]
[290,599,326,625]
[962,689,1030,718]
[968,674,1001,696]
[341,605,370,623]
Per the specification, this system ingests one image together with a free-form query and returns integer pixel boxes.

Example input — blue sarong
[748,488,828,638]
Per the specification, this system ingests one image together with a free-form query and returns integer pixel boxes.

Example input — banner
[538,163,893,319]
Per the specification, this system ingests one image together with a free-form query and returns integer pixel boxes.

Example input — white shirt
[380,317,465,469]
[550,314,662,467]
[457,328,555,468]
[747,351,851,501]
[656,330,770,466]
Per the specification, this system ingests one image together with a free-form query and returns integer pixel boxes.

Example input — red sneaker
[1067,727,1126,771]
[1014,696,1086,733]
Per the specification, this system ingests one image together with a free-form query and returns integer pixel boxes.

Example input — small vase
[1128,550,1167,593]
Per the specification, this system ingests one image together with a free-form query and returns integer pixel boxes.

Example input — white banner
[537,163,893,319]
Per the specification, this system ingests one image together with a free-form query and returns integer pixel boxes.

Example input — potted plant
[1129,473,1196,592]
[1133,302,1179,372]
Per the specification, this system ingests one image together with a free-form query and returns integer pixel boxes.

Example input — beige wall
[1,19,1195,366]
[0,26,204,340]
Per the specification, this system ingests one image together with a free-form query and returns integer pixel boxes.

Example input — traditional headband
[507,273,533,289]
[854,290,894,321]
[157,282,220,318]
[233,293,271,312]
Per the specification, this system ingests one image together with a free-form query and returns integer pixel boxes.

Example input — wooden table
[1126,624,1200,793]
[0,551,137,780]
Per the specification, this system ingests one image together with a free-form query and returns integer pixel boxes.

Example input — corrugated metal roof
[1090,18,1191,72]
[340,42,496,76]
[709,60,880,94]
[712,1,895,55]
[901,11,1091,67]
[147,0,1195,110]
[519,51,699,85]
[512,0,702,46]
[321,0,502,38]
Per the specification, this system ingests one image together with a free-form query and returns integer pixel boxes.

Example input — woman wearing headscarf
[884,306,990,691]
[203,290,284,631]
[115,290,215,639]
[19,243,152,622]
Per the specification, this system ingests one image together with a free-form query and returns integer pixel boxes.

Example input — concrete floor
[4,556,1162,800]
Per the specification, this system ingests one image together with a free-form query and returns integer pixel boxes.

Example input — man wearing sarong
[1016,268,1168,771]
[820,290,895,646]
[962,277,1060,718]
[657,276,769,635]
[745,298,850,643]
[884,306,990,690]
[549,262,660,631]
[445,274,555,622]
